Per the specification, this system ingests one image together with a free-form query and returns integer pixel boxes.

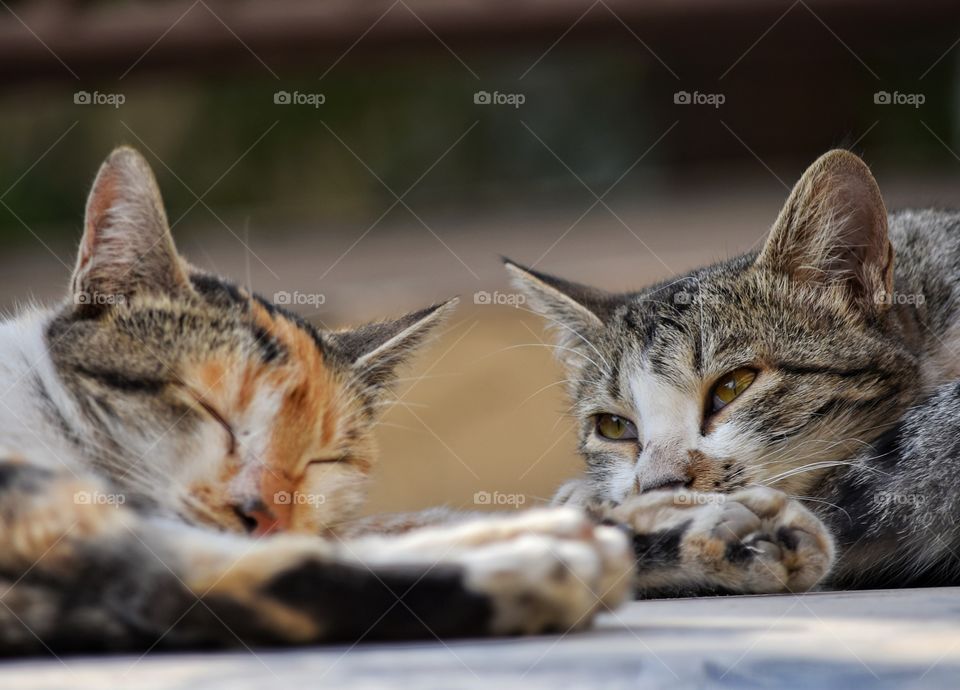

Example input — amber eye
[710,368,757,413]
[595,414,638,441]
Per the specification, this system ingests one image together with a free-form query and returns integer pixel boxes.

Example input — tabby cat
[0,147,635,653]
[509,148,960,593]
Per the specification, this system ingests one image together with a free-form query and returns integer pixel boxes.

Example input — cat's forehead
[610,256,775,378]
[605,253,869,389]
[187,272,328,362]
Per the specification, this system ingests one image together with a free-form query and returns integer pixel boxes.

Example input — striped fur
[511,149,960,592]
[0,147,632,653]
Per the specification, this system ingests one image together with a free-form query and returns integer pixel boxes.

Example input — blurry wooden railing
[2,0,958,83]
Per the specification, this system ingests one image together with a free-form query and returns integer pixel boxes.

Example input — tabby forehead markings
[0,145,644,651]
[512,148,960,591]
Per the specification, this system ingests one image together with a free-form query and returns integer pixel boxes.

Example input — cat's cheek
[605,460,641,503]
[286,462,371,534]
[582,443,638,502]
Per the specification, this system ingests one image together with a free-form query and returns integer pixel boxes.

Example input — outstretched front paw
[611,487,834,593]
[357,508,633,635]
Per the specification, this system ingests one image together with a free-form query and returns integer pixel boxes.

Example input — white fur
[0,307,87,472]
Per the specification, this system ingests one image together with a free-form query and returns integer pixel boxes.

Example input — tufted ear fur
[71,146,191,312]
[504,259,619,370]
[326,299,458,402]
[756,149,893,311]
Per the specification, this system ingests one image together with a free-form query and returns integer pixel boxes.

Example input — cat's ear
[71,146,191,310]
[757,149,893,309]
[505,259,617,367]
[328,299,458,404]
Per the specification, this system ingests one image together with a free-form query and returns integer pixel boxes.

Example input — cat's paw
[612,487,834,593]
[458,509,633,634]
[550,478,595,507]
[358,508,633,635]
[722,487,835,591]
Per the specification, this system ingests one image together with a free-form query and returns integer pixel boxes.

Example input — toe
[713,501,762,540]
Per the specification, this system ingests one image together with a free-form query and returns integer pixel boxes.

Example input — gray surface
[3,588,960,689]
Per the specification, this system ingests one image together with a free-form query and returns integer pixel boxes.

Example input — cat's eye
[595,414,638,441]
[709,368,757,413]
[308,456,345,465]
[196,399,237,454]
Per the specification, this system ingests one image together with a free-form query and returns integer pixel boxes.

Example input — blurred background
[1,0,959,516]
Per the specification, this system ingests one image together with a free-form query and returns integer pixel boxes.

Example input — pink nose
[233,500,285,536]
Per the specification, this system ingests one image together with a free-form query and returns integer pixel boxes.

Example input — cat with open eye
[509,148,960,594]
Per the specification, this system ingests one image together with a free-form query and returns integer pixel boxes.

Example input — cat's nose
[232,499,281,536]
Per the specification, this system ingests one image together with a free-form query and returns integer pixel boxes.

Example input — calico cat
[0,147,635,653]
[508,148,960,593]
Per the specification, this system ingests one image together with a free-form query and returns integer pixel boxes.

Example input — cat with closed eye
[509,148,960,594]
[0,146,642,653]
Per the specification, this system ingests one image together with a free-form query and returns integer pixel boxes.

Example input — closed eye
[196,399,237,455]
[299,455,349,477]
[308,456,346,465]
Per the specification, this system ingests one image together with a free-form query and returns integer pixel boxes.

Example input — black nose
[232,505,258,533]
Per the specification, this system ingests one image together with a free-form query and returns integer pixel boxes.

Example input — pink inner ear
[79,167,120,273]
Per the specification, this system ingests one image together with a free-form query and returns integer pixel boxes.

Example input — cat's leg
[339,507,631,634]
[180,507,631,644]
[602,487,835,595]
[0,457,191,652]
[0,465,631,653]
[0,458,135,571]
[331,506,478,538]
